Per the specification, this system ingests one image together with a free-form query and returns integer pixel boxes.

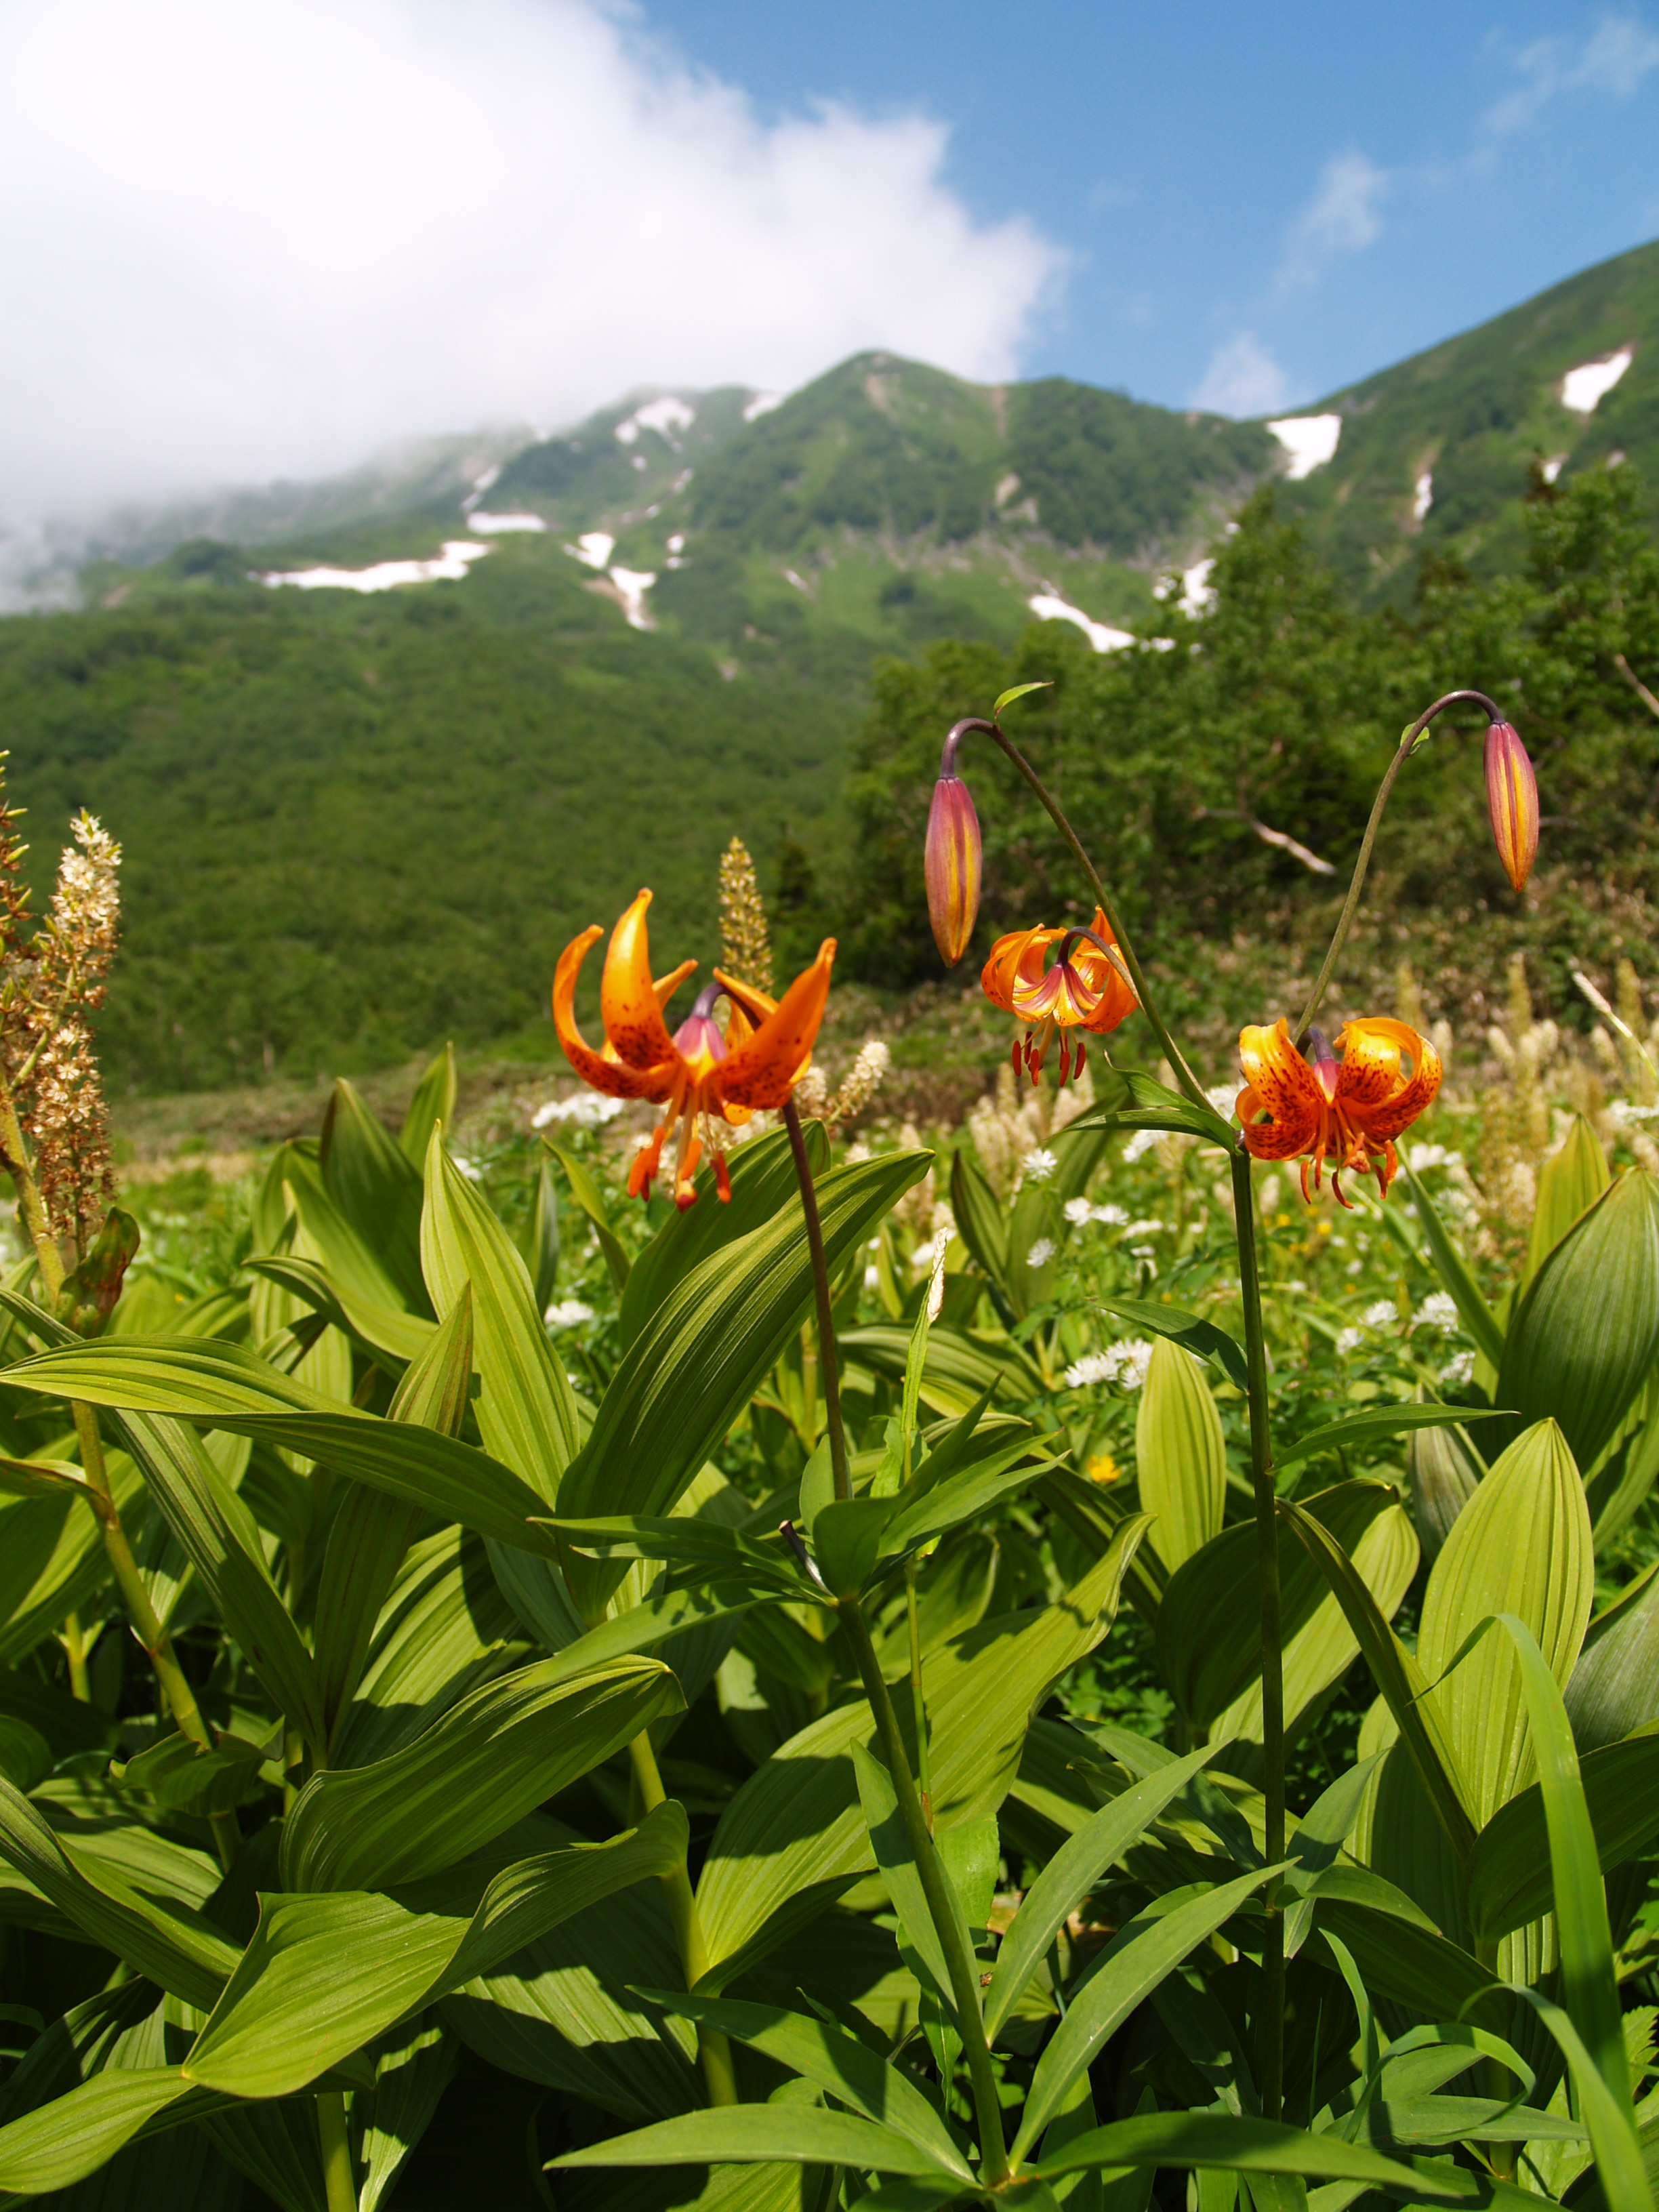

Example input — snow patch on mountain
[608,567,657,629]
[1028,590,1134,652]
[1412,470,1433,522]
[468,511,547,533]
[1561,347,1632,414]
[255,541,491,594]
[1266,413,1341,478]
[568,532,615,569]
[743,392,783,422]
[615,397,696,446]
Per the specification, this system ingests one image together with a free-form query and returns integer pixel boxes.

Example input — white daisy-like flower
[1362,1300,1398,1331]
[1122,1130,1162,1164]
[532,1094,625,1130]
[1111,1339,1155,1390]
[544,1298,595,1328]
[1122,1218,1164,1238]
[1413,1292,1460,1333]
[1026,1237,1057,1269]
[1334,1327,1364,1356]
[1091,1202,1129,1227]
[1063,1337,1154,1391]
[1439,1350,1476,1388]
[1021,1147,1059,1184]
[1063,1196,1094,1225]
[1064,1351,1116,1389]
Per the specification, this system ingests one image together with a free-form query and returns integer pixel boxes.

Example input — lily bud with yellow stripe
[924,722,982,966]
[1483,718,1538,892]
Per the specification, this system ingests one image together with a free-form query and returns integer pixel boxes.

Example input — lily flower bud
[924,726,982,966]
[1483,719,1538,892]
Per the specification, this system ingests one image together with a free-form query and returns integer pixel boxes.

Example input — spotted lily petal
[718,939,837,1108]
[552,927,678,1101]
[601,890,685,1071]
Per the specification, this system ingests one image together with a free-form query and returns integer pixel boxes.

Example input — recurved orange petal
[1237,1019,1324,1160]
[601,890,684,1071]
[982,925,1057,1013]
[554,926,678,1101]
[1336,1017,1442,1141]
[718,939,837,1108]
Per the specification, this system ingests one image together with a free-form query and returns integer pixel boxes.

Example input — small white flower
[1345,1259,1363,1276]
[1026,1237,1057,1269]
[1122,1130,1162,1164]
[532,1094,625,1130]
[1413,1292,1460,1334]
[1064,1351,1116,1389]
[1206,1084,1239,1122]
[1112,1339,1155,1390]
[1286,1279,1307,1293]
[1063,1195,1094,1225]
[1362,1300,1398,1331]
[544,1298,594,1328]
[1439,1351,1476,1387]
[1130,1244,1157,1261]
[453,1157,484,1183]
[1122,1218,1164,1238]
[1091,1202,1129,1227]
[1334,1327,1364,1356]
[863,1264,880,1290]
[1021,1147,1058,1184]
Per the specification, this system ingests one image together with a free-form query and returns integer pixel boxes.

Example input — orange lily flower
[1236,1016,1442,1206]
[553,890,835,1209]
[981,907,1138,1084]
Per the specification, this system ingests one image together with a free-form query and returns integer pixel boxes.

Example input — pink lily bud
[925,769,981,966]
[1483,719,1538,891]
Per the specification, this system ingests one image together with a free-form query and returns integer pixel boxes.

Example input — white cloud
[1273,154,1389,296]
[1484,11,1659,134]
[1192,333,1288,417]
[0,0,1063,535]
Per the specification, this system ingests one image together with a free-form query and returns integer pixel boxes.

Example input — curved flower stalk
[982,906,1137,1084]
[1237,1016,1442,1206]
[553,888,835,1208]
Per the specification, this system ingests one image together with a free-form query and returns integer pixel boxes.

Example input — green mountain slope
[1282,234,1659,596]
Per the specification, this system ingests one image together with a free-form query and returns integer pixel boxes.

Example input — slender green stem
[905,1560,933,1823]
[628,1730,739,2107]
[1231,1151,1284,2120]
[62,1610,91,1702]
[841,1598,1009,2182]
[781,1098,1008,2178]
[781,1099,850,1501]
[969,718,1210,1111]
[316,2089,356,2212]
[1294,690,1498,1039]
[70,1400,241,1868]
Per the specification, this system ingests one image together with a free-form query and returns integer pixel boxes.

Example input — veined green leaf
[1495,1172,1659,1473]
[949,1144,1008,1288]
[1509,1986,1652,2212]
[242,1253,434,1368]
[548,2105,959,2176]
[281,1652,680,1889]
[1013,1866,1286,2158]
[357,2013,456,2212]
[640,1991,972,2177]
[321,1078,430,1313]
[1524,1113,1611,1290]
[546,1140,631,1296]
[1568,1565,1659,1751]
[184,1805,687,2100]
[1103,1298,1248,1395]
[422,1130,580,1507]
[851,1741,959,2013]
[0,1775,239,2010]
[838,1322,1042,1415]
[0,1448,145,1669]
[1071,1069,1237,1151]
[559,1150,930,1607]
[400,1040,456,1164]
[1136,1338,1227,1571]
[985,1740,1217,2036]
[1273,1405,1509,1482]
[1,1332,565,1559]
[0,2067,206,2200]
[1031,2109,1452,2196]
[1465,1721,1659,1942]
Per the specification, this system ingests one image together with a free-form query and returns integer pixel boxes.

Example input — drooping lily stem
[1230,1149,1284,2120]
[1294,690,1498,1040]
[781,1096,1010,2182]
[954,716,1211,1113]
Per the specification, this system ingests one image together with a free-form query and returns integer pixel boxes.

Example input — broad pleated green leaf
[1568,1563,1659,1751]
[2,1332,564,1559]
[1524,1114,1611,1288]
[1158,1482,1401,1732]
[949,1144,1008,1286]
[642,1991,972,2176]
[548,2104,960,2176]
[0,2068,205,2200]
[1104,1298,1248,1394]
[1465,1721,1659,1940]
[1273,1405,1507,1482]
[321,1077,430,1313]
[400,1040,456,1163]
[546,1140,631,1296]
[422,1130,580,1506]
[559,1150,930,1607]
[1416,1420,1593,1830]
[0,1775,239,2009]
[281,1652,679,1889]
[1408,1417,1482,1563]
[984,1740,1216,2036]
[243,1252,434,1368]
[1509,1986,1654,2212]
[618,1124,825,1353]
[0,1448,144,1667]
[697,1524,1147,1967]
[357,2014,456,2212]
[1031,2109,1448,2195]
[1495,1172,1659,1473]
[1398,1158,1507,1372]
[186,1806,686,2099]
[1071,1069,1237,1151]
[838,1323,1042,1414]
[1013,1864,1286,2158]
[1135,1339,1226,1571]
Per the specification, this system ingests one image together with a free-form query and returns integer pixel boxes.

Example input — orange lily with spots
[553,890,835,1208]
[1237,1016,1441,1206]
[981,907,1138,1083]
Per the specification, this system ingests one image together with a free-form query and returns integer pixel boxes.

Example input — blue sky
[641,0,1659,413]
